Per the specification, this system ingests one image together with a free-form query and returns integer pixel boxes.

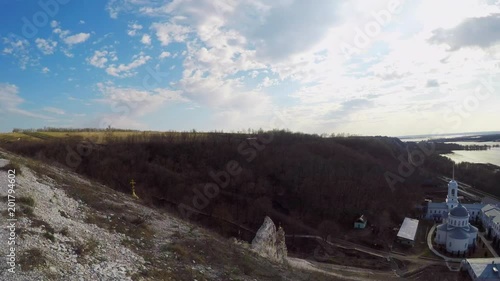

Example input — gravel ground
[0,160,148,280]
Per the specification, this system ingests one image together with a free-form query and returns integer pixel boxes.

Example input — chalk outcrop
[276,225,288,263]
[251,216,288,264]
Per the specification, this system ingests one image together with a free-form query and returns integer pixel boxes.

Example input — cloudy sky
[0,0,499,136]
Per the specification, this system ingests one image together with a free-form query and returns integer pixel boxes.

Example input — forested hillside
[0,131,419,237]
[2,130,495,240]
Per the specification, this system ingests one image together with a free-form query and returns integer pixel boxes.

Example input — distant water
[442,144,500,167]
[399,131,500,142]
[401,133,500,167]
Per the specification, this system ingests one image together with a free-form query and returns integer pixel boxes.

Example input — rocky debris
[0,158,9,168]
[251,216,288,264]
[0,166,145,281]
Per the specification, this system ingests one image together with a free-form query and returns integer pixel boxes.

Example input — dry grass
[19,248,46,271]
[85,212,154,241]
[31,218,55,234]
[73,238,99,260]
[18,196,35,207]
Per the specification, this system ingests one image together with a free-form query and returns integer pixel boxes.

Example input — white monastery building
[426,177,481,253]
[426,178,484,222]
[481,204,500,240]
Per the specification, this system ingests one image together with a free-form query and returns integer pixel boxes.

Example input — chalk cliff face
[276,225,288,263]
[251,216,287,264]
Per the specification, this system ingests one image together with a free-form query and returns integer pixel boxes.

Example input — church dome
[450,204,469,217]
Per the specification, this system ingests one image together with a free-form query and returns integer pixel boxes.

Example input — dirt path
[287,257,402,281]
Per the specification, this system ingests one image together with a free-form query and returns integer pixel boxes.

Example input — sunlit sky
[1,0,499,136]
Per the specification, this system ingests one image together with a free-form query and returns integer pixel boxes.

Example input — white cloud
[50,21,91,46]
[42,67,50,73]
[0,84,23,109]
[429,14,500,51]
[87,50,117,68]
[34,0,500,135]
[108,0,500,134]
[61,48,74,58]
[141,34,151,45]
[79,20,86,24]
[63,33,91,45]
[151,22,191,46]
[43,107,65,115]
[127,22,143,36]
[257,77,279,88]
[159,51,171,59]
[35,38,57,55]
[96,83,187,118]
[106,0,120,19]
[0,84,52,119]
[52,21,70,38]
[88,50,108,68]
[1,37,32,69]
[105,54,151,77]
[178,70,272,119]
[106,0,154,19]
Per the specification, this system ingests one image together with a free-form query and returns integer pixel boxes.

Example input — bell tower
[446,166,459,210]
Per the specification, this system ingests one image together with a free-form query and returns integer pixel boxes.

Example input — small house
[354,215,367,229]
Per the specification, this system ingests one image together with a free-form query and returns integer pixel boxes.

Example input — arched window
[452,189,456,196]
[449,242,452,247]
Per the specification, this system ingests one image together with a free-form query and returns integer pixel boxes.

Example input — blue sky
[1,0,499,136]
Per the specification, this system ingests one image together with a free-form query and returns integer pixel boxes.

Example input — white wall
[446,236,468,253]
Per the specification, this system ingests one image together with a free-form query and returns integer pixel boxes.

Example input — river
[441,141,500,167]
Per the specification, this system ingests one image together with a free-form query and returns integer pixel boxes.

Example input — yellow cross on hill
[130,179,139,199]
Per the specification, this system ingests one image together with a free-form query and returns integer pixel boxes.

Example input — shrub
[21,206,34,217]
[74,239,99,257]
[19,248,46,270]
[43,231,55,242]
[18,196,35,207]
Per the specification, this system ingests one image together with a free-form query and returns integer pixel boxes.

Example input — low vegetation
[43,231,55,242]
[73,238,99,259]
[31,219,55,234]
[19,248,46,271]
[18,196,35,207]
